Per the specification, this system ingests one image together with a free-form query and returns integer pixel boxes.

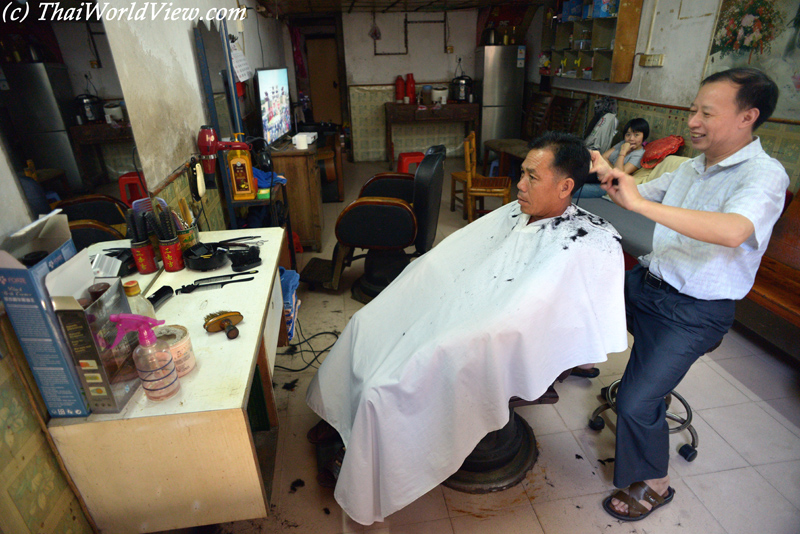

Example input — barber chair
[54,194,128,227]
[300,145,446,303]
[585,340,723,463]
[443,369,572,493]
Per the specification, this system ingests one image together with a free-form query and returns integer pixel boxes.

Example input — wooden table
[69,123,135,183]
[384,103,480,165]
[48,228,286,533]
[481,138,530,176]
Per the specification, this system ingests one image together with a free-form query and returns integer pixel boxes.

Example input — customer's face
[688,80,754,161]
[517,148,571,221]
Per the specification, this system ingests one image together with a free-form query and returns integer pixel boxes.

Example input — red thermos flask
[395,76,405,103]
[405,73,415,102]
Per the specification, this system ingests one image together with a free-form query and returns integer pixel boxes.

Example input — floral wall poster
[704,0,800,122]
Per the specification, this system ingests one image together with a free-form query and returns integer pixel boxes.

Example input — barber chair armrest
[335,197,417,250]
[359,173,415,203]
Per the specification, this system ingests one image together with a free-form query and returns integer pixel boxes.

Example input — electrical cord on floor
[274,319,339,372]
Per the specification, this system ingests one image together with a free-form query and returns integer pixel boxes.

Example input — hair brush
[228,246,261,272]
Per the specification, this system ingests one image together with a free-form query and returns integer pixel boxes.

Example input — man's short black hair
[701,67,778,130]
[528,131,591,194]
[623,118,650,140]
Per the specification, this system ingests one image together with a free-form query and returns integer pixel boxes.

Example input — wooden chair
[317,131,344,202]
[548,96,585,135]
[452,132,512,223]
[68,220,125,251]
[522,92,555,139]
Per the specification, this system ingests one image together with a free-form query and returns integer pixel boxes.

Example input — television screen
[256,68,292,145]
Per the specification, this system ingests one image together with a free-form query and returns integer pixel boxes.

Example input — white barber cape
[306,201,628,525]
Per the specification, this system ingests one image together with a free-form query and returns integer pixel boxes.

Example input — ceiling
[258,0,550,16]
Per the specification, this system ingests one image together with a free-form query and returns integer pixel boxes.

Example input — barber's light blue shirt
[638,137,789,300]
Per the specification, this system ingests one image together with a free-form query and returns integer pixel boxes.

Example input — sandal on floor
[317,446,345,488]
[307,420,340,444]
[571,366,600,378]
[602,482,675,521]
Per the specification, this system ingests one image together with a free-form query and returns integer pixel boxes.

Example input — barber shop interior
[2,0,800,533]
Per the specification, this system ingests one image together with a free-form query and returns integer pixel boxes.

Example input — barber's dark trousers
[613,265,735,489]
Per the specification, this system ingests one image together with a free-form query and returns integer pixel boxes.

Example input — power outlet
[639,54,664,67]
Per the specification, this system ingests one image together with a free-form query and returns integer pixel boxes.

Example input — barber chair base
[588,380,699,462]
[351,249,410,304]
[300,244,353,292]
[443,412,538,494]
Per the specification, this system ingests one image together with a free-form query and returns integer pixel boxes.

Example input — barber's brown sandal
[571,366,600,378]
[317,446,345,488]
[307,420,340,444]
[602,481,675,521]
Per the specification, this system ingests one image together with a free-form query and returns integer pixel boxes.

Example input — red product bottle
[395,76,405,103]
[405,73,415,102]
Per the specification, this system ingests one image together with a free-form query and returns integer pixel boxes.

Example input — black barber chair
[300,145,446,303]
[444,369,572,493]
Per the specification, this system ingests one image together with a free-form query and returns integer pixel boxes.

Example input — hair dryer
[197,125,251,181]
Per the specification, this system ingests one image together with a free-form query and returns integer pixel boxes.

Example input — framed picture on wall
[703,0,800,122]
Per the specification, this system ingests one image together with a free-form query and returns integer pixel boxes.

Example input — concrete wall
[552,0,719,107]
[525,4,546,84]
[100,0,285,191]
[51,22,125,99]
[342,10,478,86]
[0,144,33,239]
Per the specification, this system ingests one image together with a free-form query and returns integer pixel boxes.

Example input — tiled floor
[212,158,800,534]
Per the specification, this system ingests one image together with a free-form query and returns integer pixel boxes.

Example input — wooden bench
[737,194,800,360]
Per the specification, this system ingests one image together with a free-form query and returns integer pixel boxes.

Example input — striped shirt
[638,137,789,300]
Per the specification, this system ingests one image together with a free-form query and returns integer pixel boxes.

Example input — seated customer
[577,118,650,199]
[305,132,629,525]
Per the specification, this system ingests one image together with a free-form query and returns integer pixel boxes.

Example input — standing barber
[590,68,789,521]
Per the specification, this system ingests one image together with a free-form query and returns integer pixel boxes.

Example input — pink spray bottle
[109,314,181,401]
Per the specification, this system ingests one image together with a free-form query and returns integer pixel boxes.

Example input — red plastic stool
[397,152,425,174]
[119,172,146,207]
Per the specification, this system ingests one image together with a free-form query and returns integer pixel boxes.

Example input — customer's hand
[600,168,644,212]
[619,142,632,156]
[590,150,612,181]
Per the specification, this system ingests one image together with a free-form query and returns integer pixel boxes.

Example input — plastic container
[155,325,196,377]
[110,314,180,401]
[421,85,433,105]
[159,237,184,272]
[405,73,416,102]
[176,224,199,252]
[123,280,156,319]
[227,133,257,201]
[131,240,158,274]
[394,75,405,103]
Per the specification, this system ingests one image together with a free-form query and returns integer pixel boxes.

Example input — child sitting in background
[575,118,650,199]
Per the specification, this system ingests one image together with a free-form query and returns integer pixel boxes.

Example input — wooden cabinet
[271,146,323,252]
[540,0,643,83]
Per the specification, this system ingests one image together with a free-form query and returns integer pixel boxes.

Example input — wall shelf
[541,1,644,84]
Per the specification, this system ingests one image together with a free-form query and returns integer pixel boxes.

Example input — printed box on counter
[47,249,140,413]
[0,213,89,417]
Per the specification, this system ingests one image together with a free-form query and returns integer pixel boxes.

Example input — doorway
[306,38,342,124]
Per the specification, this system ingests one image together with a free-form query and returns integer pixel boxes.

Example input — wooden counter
[48,228,285,533]
[270,146,324,252]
